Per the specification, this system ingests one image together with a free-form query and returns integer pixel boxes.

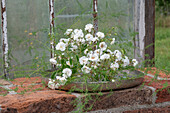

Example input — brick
[0,79,11,85]
[0,90,76,113]
[80,86,153,111]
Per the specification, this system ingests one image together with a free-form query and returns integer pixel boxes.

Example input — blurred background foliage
[155,0,170,73]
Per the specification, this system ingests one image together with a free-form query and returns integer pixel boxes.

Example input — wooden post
[145,0,155,66]
[49,0,55,68]
[93,0,98,35]
[134,0,145,66]
[1,0,9,79]
[134,0,155,67]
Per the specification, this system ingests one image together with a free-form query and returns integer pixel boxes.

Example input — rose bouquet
[48,24,138,89]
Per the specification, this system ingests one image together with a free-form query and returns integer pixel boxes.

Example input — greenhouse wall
[0,0,142,78]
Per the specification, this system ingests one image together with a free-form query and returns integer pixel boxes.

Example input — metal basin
[42,70,144,92]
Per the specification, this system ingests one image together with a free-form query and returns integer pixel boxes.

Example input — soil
[10,84,50,93]
[141,67,170,78]
[144,76,170,103]
[11,77,42,85]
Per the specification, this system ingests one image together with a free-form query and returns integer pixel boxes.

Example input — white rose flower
[81,65,91,74]
[84,49,88,55]
[56,64,62,67]
[66,61,73,67]
[73,29,79,34]
[122,56,130,67]
[85,34,93,41]
[100,54,110,60]
[55,83,60,89]
[87,51,93,57]
[107,49,113,54]
[77,75,81,77]
[72,29,84,41]
[73,34,79,41]
[48,80,55,89]
[60,38,70,46]
[58,56,61,60]
[112,79,115,82]
[49,58,57,65]
[113,50,122,61]
[99,42,107,51]
[79,38,85,44]
[85,24,94,32]
[77,29,84,38]
[89,53,99,62]
[91,63,98,69]
[94,49,103,56]
[74,29,84,38]
[132,59,138,67]
[110,63,119,70]
[56,42,66,51]
[62,68,72,78]
[64,29,73,35]
[96,32,105,39]
[79,56,89,65]
[92,37,99,42]
[56,76,67,81]
[71,44,78,50]
[111,38,115,45]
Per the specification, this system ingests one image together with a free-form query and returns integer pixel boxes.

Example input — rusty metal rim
[57,77,144,92]
[42,71,144,92]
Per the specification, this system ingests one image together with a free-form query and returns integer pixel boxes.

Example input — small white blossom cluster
[48,24,138,89]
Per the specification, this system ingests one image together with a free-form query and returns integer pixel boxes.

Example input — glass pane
[54,0,92,40]
[98,0,134,57]
[6,0,50,78]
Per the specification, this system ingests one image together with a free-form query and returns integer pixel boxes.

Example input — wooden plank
[145,0,155,66]
[134,0,145,66]
[49,0,55,68]
[93,0,98,35]
[1,0,9,79]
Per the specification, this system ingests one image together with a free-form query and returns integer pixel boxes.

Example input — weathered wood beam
[1,0,9,79]
[145,0,155,66]
[49,0,55,68]
[134,0,145,66]
[134,0,155,67]
[93,0,98,35]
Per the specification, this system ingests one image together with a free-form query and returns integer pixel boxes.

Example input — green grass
[155,27,170,73]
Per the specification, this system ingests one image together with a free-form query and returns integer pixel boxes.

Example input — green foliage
[155,28,170,72]
[155,0,170,16]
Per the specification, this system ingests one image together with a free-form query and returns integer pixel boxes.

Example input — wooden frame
[145,0,155,66]
[1,0,9,79]
[134,0,155,66]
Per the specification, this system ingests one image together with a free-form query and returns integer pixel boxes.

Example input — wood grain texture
[145,0,155,66]
[1,0,9,78]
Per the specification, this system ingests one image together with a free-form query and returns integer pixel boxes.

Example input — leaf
[70,58,73,65]
[76,55,79,62]
[61,59,64,65]
[106,1,108,9]
[163,82,168,88]
[51,71,57,79]
[121,49,126,55]
[28,46,32,56]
